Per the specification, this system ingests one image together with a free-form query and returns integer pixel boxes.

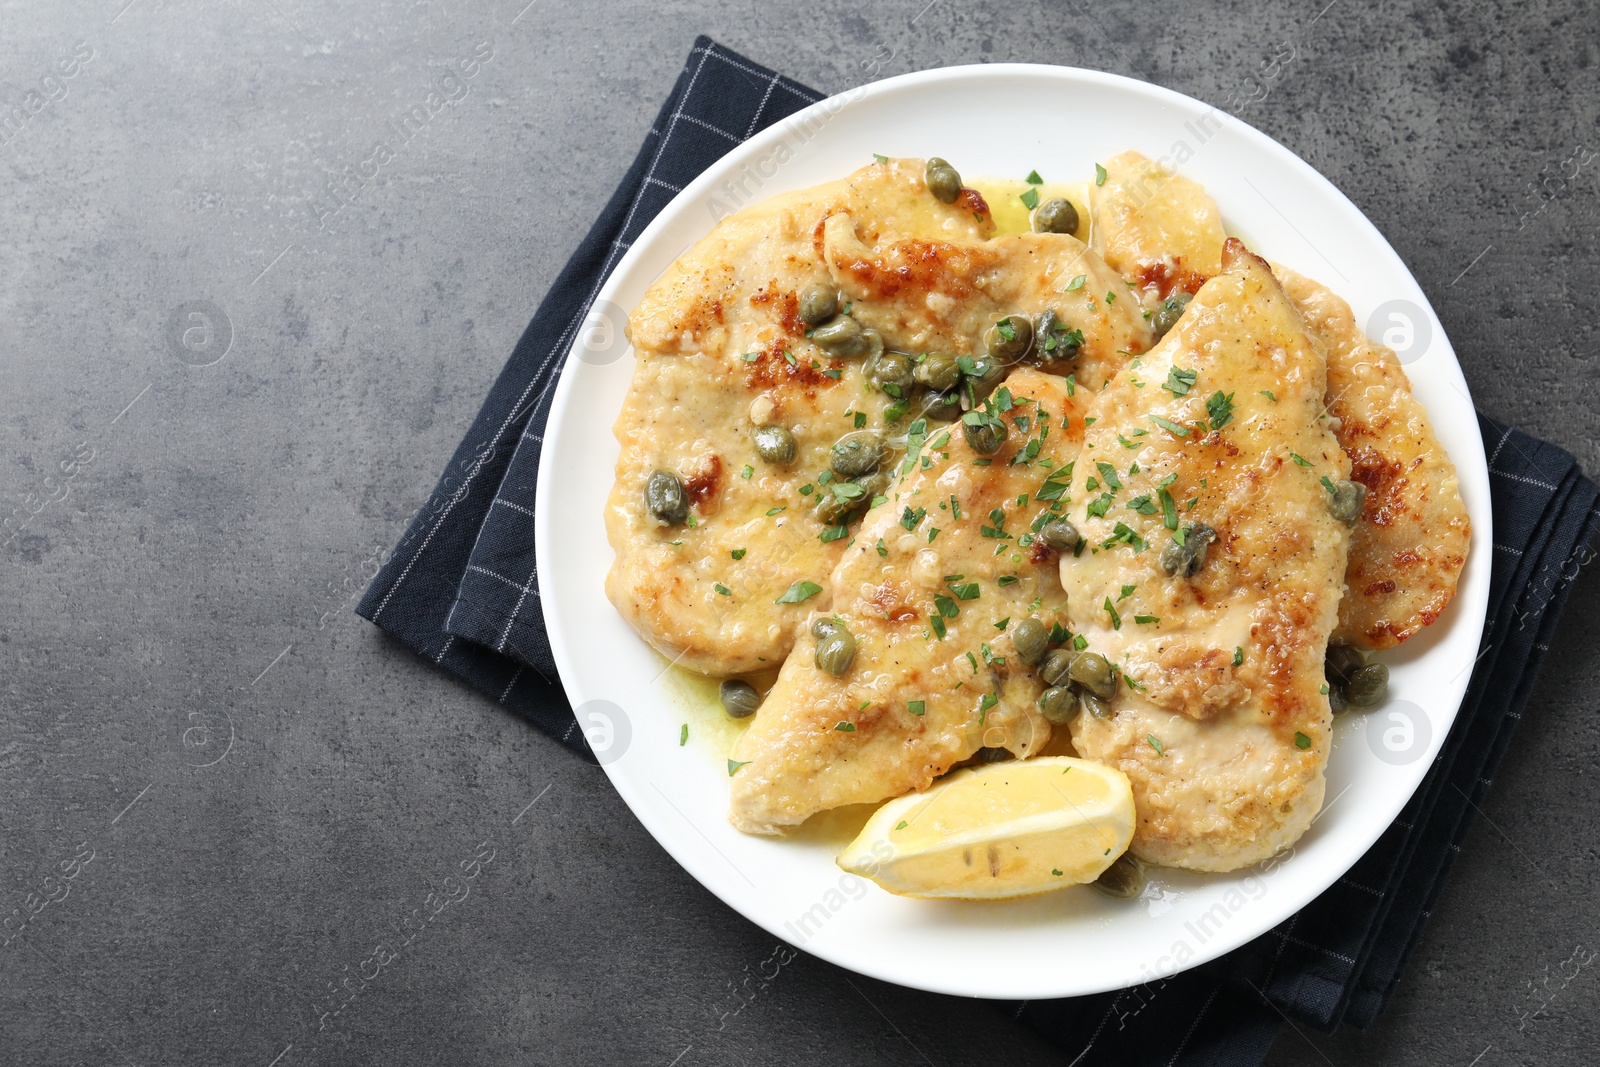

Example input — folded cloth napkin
[358,36,1600,1066]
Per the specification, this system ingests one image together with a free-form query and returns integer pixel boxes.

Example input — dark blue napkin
[358,37,1600,1066]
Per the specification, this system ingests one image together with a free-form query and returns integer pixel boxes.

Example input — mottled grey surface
[2,1,1596,1064]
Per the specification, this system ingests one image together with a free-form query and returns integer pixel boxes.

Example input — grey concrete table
[3,1,1597,1064]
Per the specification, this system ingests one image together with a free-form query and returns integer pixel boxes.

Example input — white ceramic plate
[536,65,1491,1000]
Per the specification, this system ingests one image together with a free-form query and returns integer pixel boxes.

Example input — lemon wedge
[836,757,1135,899]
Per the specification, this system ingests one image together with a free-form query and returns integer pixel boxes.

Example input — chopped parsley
[680,724,688,746]
[895,820,909,830]
[1019,186,1040,210]
[1134,614,1159,625]
[1294,731,1312,750]
[774,580,822,604]
[1147,735,1165,756]
[1163,366,1197,396]
[1206,390,1236,431]
[933,594,960,619]
[1095,162,1108,186]
[714,583,731,596]
[872,153,888,164]
[1025,169,1043,184]
[1149,414,1191,438]
[997,575,1020,586]
[1104,597,1122,630]
[820,525,849,542]
[1101,522,1147,552]
[907,700,925,716]
[765,505,786,516]
[1096,461,1123,490]
[1289,452,1312,467]
[1159,488,1178,530]
[834,721,856,732]
[728,759,751,776]
[1037,473,1071,501]
[1259,390,1277,402]
[1234,646,1244,666]
[876,538,888,557]
[731,548,747,560]
[740,464,754,479]
[1066,274,1087,292]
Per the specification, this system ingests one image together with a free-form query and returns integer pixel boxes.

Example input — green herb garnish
[774,580,822,604]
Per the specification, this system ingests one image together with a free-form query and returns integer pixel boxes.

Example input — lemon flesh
[836,757,1135,900]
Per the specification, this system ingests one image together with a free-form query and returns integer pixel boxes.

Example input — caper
[752,425,797,466]
[1159,522,1217,579]
[963,356,1007,404]
[830,431,887,479]
[1033,197,1079,235]
[962,413,1008,456]
[867,351,915,395]
[856,327,885,363]
[1039,519,1081,553]
[798,284,839,327]
[812,617,842,641]
[1038,648,1074,687]
[1325,643,1366,689]
[976,746,1011,763]
[1344,662,1389,708]
[914,351,961,392]
[854,468,891,500]
[1328,684,1349,715]
[645,469,688,526]
[925,157,962,204]
[1327,479,1367,523]
[810,315,866,356]
[1082,692,1113,719]
[1069,651,1116,700]
[1151,292,1193,337]
[1093,854,1144,898]
[1010,617,1049,665]
[813,483,858,524]
[1038,686,1080,725]
[814,469,887,524]
[985,315,1034,364]
[917,389,962,421]
[815,629,857,676]
[719,679,762,719]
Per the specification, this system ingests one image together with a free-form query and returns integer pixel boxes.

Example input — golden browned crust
[1062,239,1348,871]
[1276,266,1471,649]
[728,370,1093,834]
[821,216,1155,390]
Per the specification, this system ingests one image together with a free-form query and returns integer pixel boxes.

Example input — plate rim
[535,61,1492,999]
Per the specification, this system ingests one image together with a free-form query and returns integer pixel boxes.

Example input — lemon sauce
[968,177,1092,239]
